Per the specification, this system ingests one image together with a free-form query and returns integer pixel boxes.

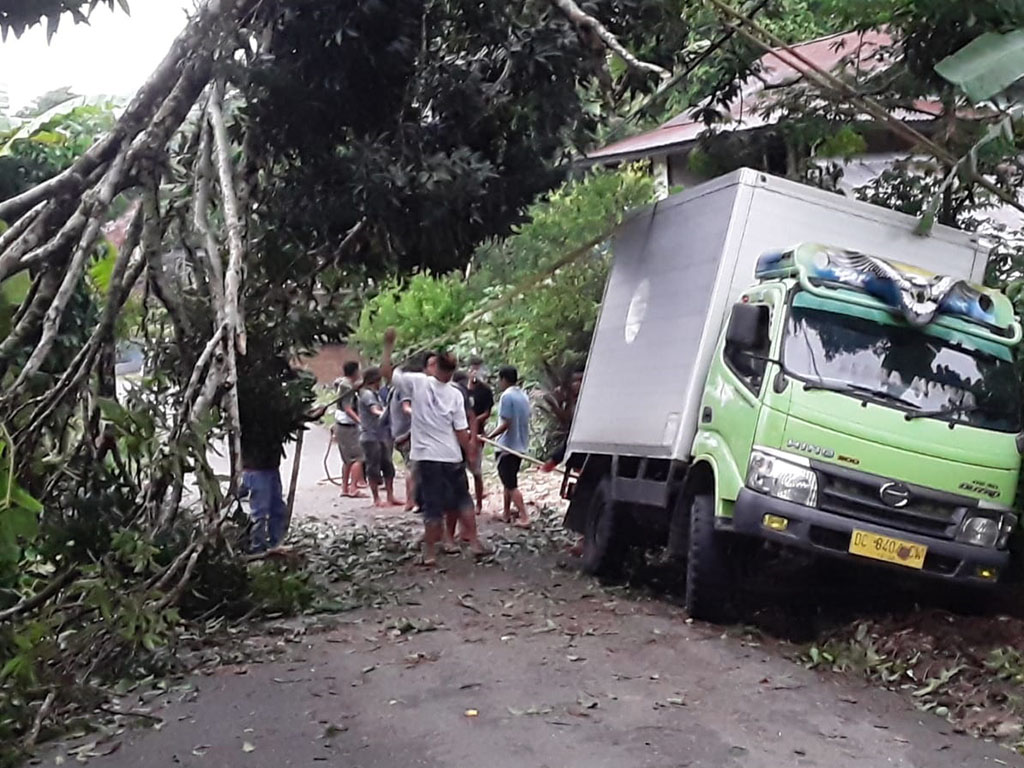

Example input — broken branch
[550,0,670,80]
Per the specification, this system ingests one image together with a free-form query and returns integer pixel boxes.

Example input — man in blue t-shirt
[487,366,531,527]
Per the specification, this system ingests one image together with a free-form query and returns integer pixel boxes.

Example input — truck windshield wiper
[904,402,987,422]
[801,380,916,409]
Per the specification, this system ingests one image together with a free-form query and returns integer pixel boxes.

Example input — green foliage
[247,561,317,615]
[472,165,656,374]
[353,273,472,361]
[816,125,869,159]
[0,103,117,203]
[0,1,129,41]
[0,270,31,341]
[935,30,1024,103]
[0,435,42,588]
[241,0,612,275]
[758,0,843,44]
[354,166,655,377]
[823,0,1024,94]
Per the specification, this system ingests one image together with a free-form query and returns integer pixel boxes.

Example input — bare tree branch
[22,690,56,750]
[17,204,147,436]
[12,152,131,392]
[0,0,250,225]
[175,322,228,432]
[0,201,45,253]
[549,0,670,80]
[208,81,246,495]
[0,567,78,625]
[193,110,226,323]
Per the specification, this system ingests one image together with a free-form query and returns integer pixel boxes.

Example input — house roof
[586,29,942,163]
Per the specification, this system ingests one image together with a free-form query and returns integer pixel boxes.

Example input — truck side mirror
[726,303,769,351]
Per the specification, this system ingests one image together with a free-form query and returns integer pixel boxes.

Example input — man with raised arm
[381,328,489,565]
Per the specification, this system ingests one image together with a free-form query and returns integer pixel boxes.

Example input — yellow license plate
[848,530,927,570]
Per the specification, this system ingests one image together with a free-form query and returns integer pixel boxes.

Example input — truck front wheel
[582,477,626,577]
[685,494,739,623]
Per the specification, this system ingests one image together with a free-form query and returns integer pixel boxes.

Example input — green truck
[562,169,1022,622]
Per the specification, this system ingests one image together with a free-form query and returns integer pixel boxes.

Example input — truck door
[694,297,775,512]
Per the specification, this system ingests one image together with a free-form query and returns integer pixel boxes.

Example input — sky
[0,1,194,113]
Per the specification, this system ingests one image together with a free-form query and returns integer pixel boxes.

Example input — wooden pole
[284,428,305,534]
[478,435,545,467]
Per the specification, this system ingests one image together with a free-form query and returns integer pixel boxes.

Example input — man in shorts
[467,358,493,513]
[381,329,489,565]
[333,360,365,497]
[358,367,401,507]
[487,365,531,527]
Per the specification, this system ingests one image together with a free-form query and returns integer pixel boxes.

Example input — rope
[320,423,346,487]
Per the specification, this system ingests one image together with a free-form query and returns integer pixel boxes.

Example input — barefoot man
[333,360,366,498]
[467,358,493,514]
[357,367,402,507]
[381,328,489,565]
[487,366,531,528]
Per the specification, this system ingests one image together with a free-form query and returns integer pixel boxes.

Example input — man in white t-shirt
[382,328,489,565]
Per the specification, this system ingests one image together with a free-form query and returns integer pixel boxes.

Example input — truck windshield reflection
[782,305,1022,432]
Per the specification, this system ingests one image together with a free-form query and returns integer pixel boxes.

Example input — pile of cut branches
[805,610,1024,751]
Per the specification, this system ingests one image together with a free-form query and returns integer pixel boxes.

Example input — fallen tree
[0,0,706,759]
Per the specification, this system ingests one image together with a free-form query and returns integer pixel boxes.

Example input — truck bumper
[731,489,1008,584]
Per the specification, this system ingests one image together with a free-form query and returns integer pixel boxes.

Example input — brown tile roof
[586,29,943,162]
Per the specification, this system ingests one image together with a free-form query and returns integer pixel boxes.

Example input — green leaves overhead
[0,435,42,575]
[0,0,130,41]
[239,0,681,276]
[935,30,1024,102]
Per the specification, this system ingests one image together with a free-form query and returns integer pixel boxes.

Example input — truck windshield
[783,305,1022,432]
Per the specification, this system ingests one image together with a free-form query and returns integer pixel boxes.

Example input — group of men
[333,328,533,565]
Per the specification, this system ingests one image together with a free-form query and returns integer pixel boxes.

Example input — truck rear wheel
[685,494,739,623]
[582,477,625,577]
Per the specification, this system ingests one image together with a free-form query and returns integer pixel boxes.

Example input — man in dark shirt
[467,358,494,514]
[241,400,328,553]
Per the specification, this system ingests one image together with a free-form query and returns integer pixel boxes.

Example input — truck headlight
[958,516,1000,548]
[746,449,818,507]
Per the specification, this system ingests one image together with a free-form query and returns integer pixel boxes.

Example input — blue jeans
[242,469,286,552]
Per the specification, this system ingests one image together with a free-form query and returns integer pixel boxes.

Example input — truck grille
[816,468,966,539]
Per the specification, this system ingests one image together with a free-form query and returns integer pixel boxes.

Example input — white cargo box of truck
[568,168,989,463]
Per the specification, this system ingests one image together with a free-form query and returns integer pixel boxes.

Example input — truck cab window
[724,304,770,392]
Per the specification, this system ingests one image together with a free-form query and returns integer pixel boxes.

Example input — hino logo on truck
[786,439,835,459]
[879,482,911,508]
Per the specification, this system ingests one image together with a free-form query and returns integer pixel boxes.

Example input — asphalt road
[46,557,1021,768]
[44,427,1022,767]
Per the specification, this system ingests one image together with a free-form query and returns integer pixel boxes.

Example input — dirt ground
[44,426,1024,767]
